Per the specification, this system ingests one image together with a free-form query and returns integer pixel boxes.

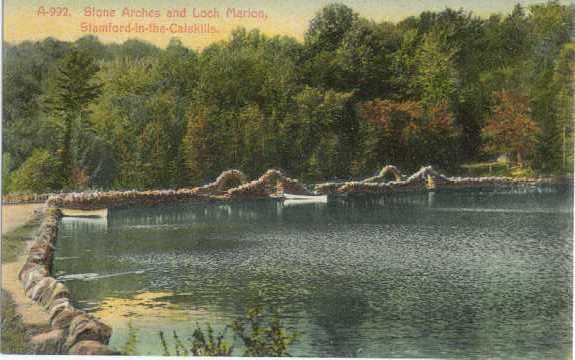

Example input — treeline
[3,2,573,193]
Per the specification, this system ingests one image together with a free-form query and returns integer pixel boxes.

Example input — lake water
[53,191,573,358]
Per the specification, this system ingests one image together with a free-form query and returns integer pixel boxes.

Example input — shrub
[10,150,62,193]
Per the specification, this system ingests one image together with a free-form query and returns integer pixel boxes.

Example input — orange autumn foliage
[358,99,458,145]
[357,99,459,169]
[482,91,540,165]
[71,167,90,189]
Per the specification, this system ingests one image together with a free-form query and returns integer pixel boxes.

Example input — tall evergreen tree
[43,47,101,187]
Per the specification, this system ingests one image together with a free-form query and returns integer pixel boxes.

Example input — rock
[27,276,56,302]
[22,266,50,293]
[30,328,66,354]
[64,313,112,350]
[50,306,83,329]
[40,281,69,309]
[48,298,72,320]
[27,241,54,264]
[19,261,47,282]
[68,340,117,355]
[18,261,34,281]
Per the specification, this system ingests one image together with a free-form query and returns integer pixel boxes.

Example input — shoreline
[1,204,50,353]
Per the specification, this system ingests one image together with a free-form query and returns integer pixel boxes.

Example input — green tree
[280,87,353,180]
[305,3,357,54]
[333,19,392,97]
[526,1,573,172]
[43,47,101,187]
[552,43,575,173]
[3,38,69,169]
[181,107,223,185]
[415,31,459,108]
[90,58,182,189]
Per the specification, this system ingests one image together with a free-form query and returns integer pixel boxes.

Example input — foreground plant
[231,305,298,357]
[121,321,139,356]
[141,305,298,356]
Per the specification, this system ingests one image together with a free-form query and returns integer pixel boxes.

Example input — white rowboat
[61,208,108,218]
[283,193,328,203]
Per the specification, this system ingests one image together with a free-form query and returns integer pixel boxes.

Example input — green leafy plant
[159,325,232,357]
[231,305,298,357]
[156,305,297,357]
[190,325,233,356]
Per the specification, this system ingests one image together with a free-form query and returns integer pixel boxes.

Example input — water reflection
[54,192,572,358]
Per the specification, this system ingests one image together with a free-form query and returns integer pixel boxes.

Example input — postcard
[1,0,573,358]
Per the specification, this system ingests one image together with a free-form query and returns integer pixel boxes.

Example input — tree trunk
[61,116,73,187]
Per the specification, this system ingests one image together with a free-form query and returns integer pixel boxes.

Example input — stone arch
[362,165,402,183]
[259,169,284,185]
[192,170,248,195]
[378,165,402,182]
[277,177,314,196]
[214,170,248,191]
[227,169,314,198]
[258,169,297,195]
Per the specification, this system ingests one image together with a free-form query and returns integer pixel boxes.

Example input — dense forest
[3,1,574,193]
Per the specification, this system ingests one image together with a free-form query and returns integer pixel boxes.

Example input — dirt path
[2,203,43,235]
[2,204,51,328]
[2,255,51,327]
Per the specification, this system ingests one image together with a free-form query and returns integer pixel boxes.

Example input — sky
[3,0,572,49]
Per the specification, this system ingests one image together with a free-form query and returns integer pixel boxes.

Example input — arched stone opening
[216,174,246,192]
[259,169,285,195]
[378,165,402,182]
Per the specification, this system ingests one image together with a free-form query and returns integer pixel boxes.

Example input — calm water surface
[53,192,573,358]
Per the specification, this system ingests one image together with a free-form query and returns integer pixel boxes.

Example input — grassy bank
[1,289,28,354]
[1,215,42,354]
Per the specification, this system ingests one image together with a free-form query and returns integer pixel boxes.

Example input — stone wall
[227,169,314,199]
[192,169,248,195]
[3,193,54,205]
[18,208,116,355]
[316,165,569,195]
[46,189,220,210]
[43,169,314,209]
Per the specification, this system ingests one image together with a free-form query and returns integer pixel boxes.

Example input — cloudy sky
[4,0,571,48]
